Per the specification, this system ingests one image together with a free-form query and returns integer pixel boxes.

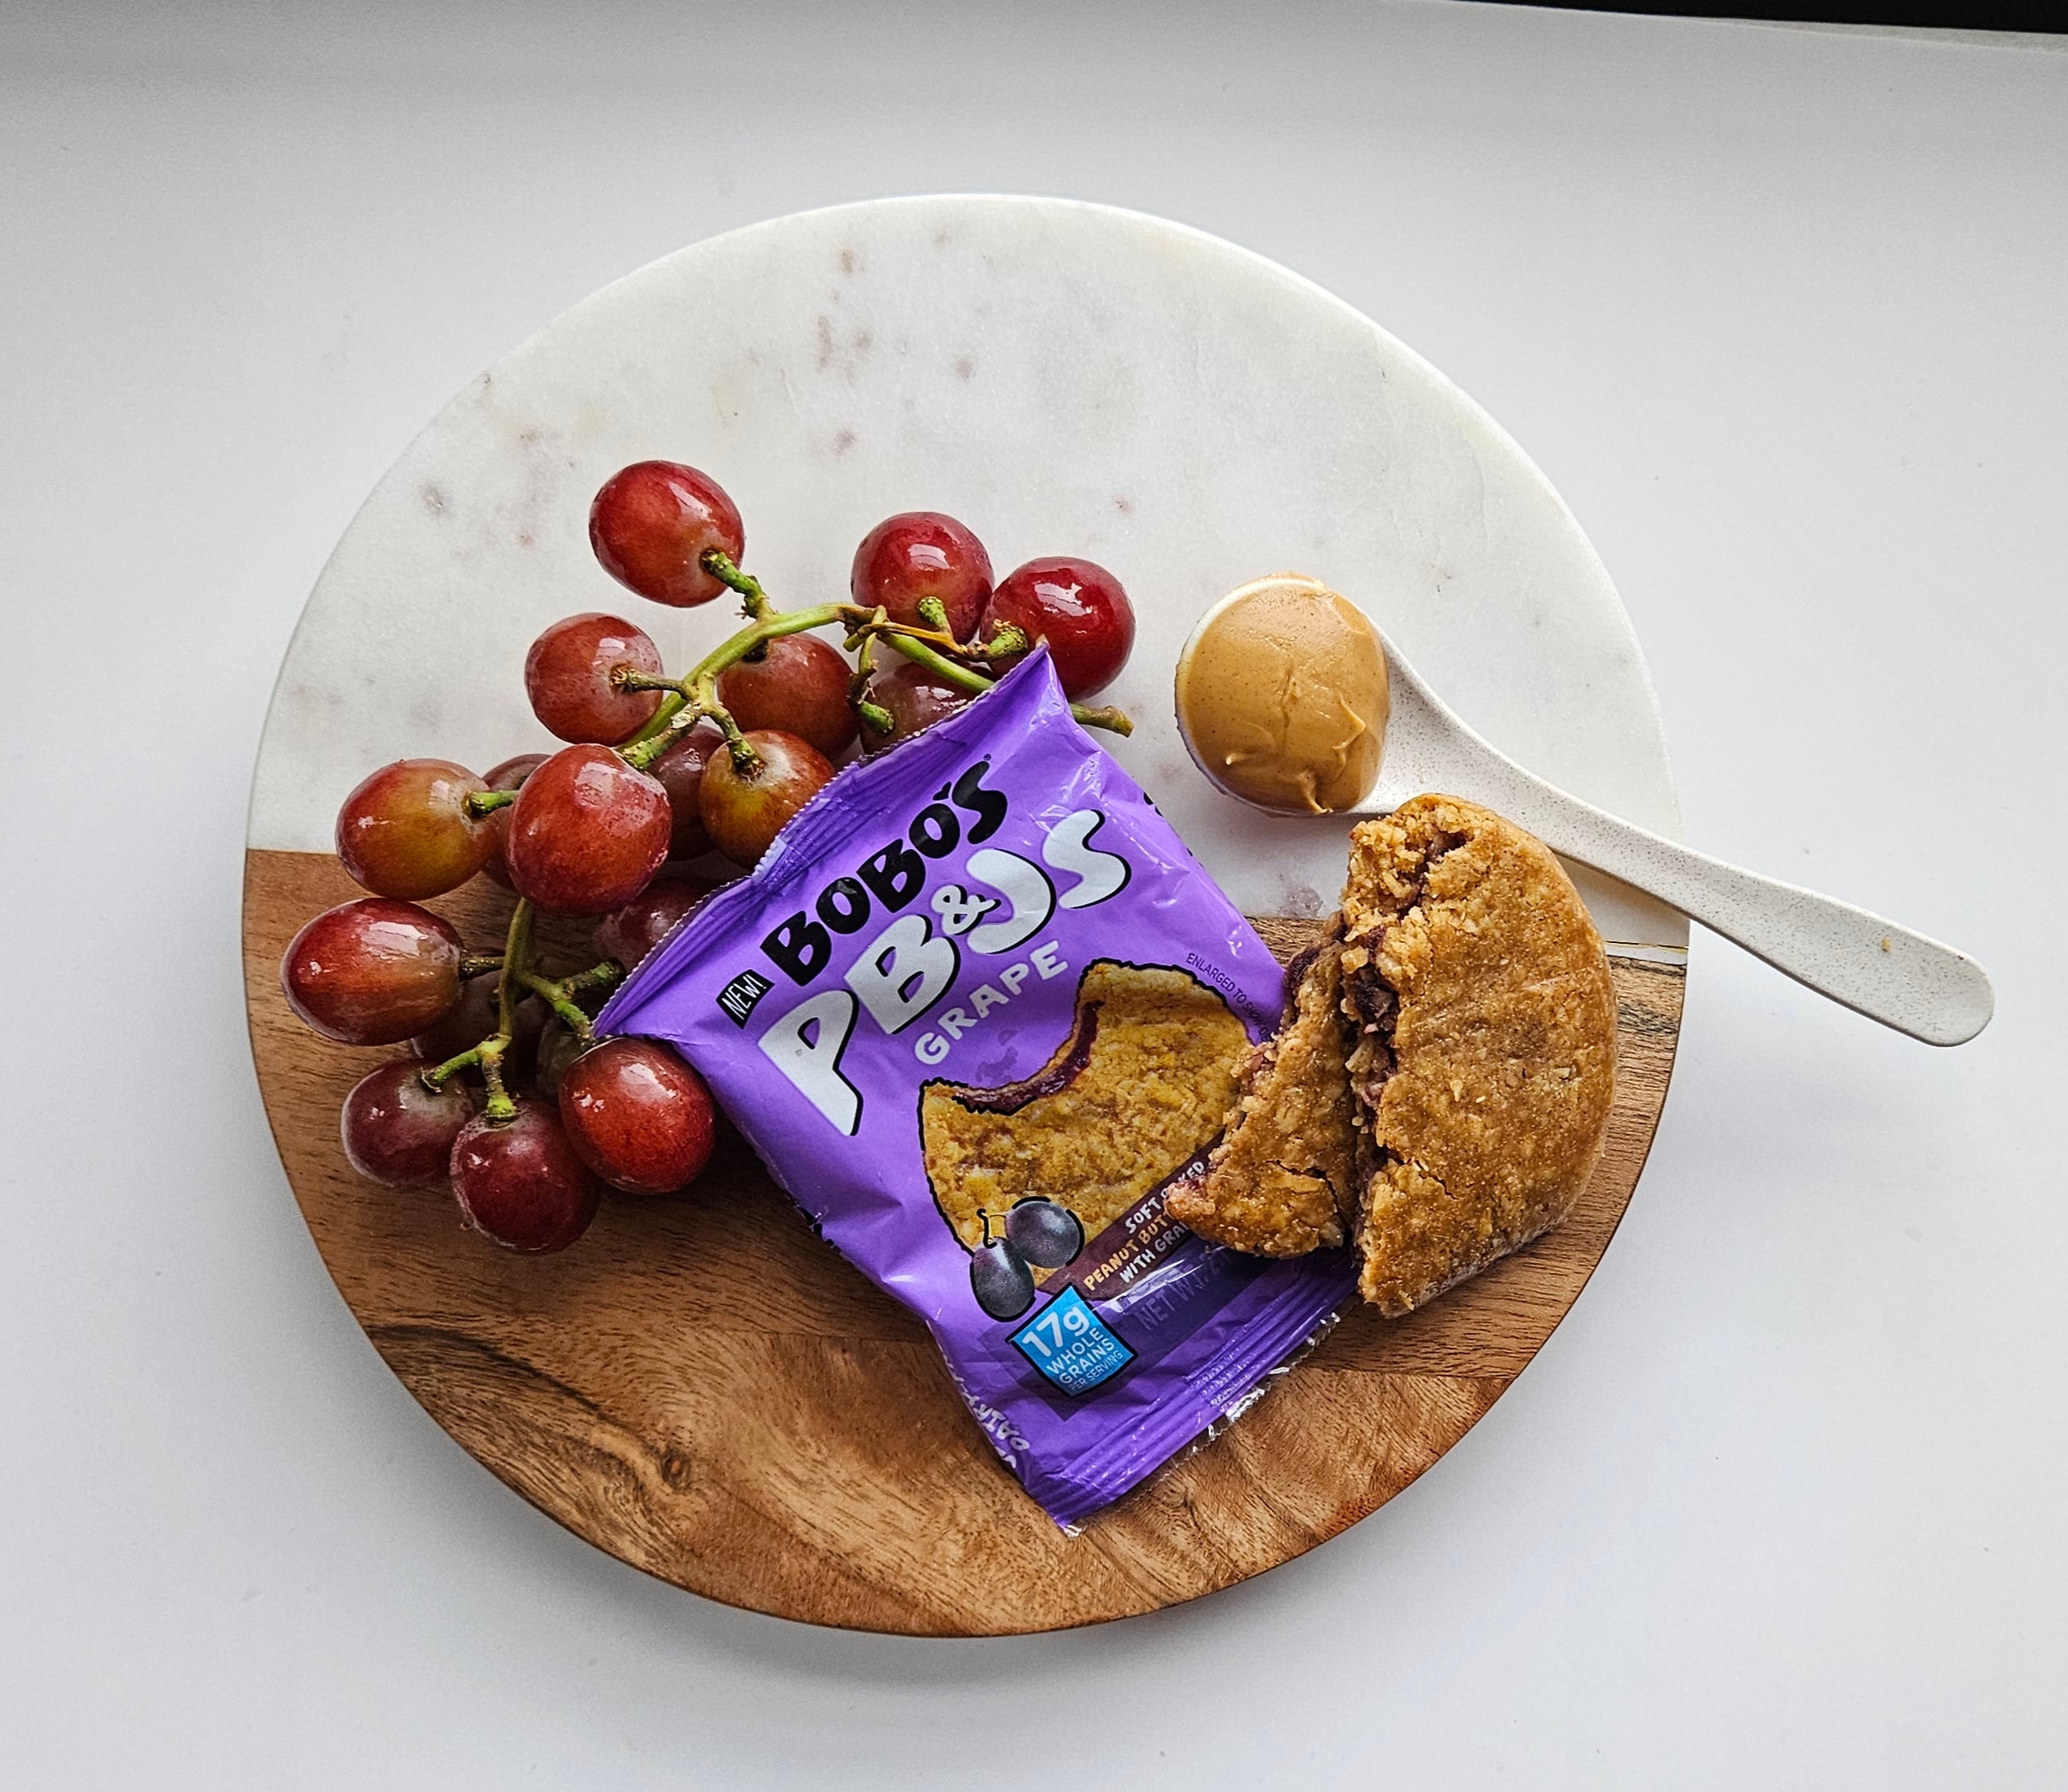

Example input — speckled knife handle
[1425,745,1994,1047]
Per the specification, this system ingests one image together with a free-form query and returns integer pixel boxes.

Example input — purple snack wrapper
[598,653,1357,1528]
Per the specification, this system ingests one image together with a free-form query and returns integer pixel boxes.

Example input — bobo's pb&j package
[598,653,1356,1527]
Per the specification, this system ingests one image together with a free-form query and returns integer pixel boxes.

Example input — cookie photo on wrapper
[918,960,1252,1287]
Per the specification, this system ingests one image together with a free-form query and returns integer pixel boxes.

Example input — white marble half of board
[249,196,1686,955]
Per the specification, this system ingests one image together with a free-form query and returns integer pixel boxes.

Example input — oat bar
[1165,938,1360,1256]
[1338,794,1617,1315]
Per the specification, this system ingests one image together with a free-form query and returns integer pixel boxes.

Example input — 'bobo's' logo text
[735,758,1130,1134]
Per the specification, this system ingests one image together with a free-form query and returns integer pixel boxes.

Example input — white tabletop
[2,4,2062,1786]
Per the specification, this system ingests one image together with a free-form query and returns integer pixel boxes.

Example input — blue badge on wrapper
[1011,1286,1135,1396]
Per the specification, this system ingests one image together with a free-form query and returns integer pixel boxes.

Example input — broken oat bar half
[1165,936,1361,1256]
[1339,793,1617,1315]
[1170,794,1618,1319]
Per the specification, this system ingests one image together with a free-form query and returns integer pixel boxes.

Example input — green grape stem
[700,547,773,620]
[419,901,535,1116]
[560,960,626,996]
[613,564,1134,773]
[516,972,596,1042]
[422,1046,480,1089]
[476,899,535,1122]
[618,599,852,765]
[874,629,1133,736]
[423,916,625,1116]
[516,960,625,1041]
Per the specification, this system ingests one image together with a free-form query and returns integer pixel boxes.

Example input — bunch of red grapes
[280,462,1138,1254]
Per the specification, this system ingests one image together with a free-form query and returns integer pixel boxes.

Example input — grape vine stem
[423,901,531,1117]
[422,903,624,1115]
[516,960,625,1041]
[475,900,534,1120]
[615,577,1134,768]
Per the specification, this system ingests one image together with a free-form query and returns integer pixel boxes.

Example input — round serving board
[245,197,1686,1634]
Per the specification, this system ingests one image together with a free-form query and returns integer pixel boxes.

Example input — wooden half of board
[243,847,1682,1636]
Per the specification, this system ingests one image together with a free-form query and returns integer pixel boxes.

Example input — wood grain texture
[243,848,1683,1634]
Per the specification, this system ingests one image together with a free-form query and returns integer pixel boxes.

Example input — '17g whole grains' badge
[1011,1287,1135,1396]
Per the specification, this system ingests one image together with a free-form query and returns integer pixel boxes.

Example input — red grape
[486,752,551,785]
[335,759,494,900]
[857,658,971,753]
[341,1059,478,1189]
[504,744,671,914]
[480,752,549,890]
[984,556,1135,698]
[524,613,665,744]
[597,869,719,970]
[589,461,744,609]
[534,1024,587,1104]
[558,1037,717,1195]
[850,512,993,639]
[281,899,465,1046]
[698,730,835,867]
[649,722,722,860]
[449,1101,602,1253]
[715,634,857,759]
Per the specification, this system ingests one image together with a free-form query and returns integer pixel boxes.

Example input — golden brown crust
[1339,794,1617,1315]
[1165,939,1358,1256]
[920,960,1252,1260]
